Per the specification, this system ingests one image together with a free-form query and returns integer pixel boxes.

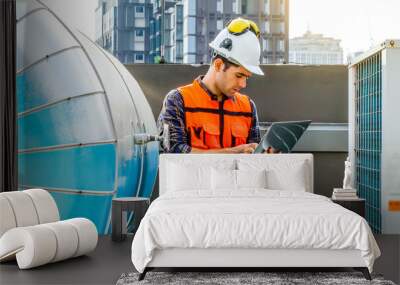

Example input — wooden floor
[0,235,399,285]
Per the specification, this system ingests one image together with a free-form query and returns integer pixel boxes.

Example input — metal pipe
[135,144,145,197]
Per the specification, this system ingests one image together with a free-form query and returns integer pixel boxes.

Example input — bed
[131,154,380,280]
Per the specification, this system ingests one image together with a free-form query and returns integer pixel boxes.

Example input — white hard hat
[209,27,264,76]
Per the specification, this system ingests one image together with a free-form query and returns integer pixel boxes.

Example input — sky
[290,0,400,56]
[42,0,400,59]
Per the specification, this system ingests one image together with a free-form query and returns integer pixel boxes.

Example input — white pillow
[211,168,236,190]
[211,168,268,190]
[167,162,211,191]
[266,162,307,191]
[236,169,267,189]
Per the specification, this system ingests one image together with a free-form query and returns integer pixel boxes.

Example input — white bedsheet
[131,190,380,273]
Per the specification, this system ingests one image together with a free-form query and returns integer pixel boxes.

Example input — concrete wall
[126,64,348,198]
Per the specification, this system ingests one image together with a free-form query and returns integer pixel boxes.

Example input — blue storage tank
[16,0,159,234]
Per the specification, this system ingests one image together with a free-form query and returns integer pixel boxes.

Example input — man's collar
[196,76,236,103]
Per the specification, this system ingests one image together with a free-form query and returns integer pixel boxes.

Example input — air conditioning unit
[348,40,400,234]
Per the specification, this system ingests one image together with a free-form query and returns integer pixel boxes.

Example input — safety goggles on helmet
[227,18,260,38]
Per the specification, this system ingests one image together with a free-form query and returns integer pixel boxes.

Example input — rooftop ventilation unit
[348,40,400,234]
[16,0,159,234]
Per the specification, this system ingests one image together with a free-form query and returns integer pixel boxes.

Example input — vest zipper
[219,100,224,148]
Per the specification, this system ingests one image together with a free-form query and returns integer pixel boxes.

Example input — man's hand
[230,143,257,154]
[266,146,281,154]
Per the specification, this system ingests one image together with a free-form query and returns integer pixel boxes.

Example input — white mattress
[131,190,380,273]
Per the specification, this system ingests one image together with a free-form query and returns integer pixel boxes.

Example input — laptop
[253,120,312,154]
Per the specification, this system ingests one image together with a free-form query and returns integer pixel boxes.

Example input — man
[158,18,266,154]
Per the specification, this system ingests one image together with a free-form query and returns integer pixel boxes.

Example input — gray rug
[116,271,396,285]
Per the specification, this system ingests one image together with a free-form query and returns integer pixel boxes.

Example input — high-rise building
[95,0,153,64]
[289,31,344,65]
[165,2,184,63]
[181,0,289,64]
[149,0,182,63]
[148,1,161,62]
[96,0,289,64]
[260,0,290,64]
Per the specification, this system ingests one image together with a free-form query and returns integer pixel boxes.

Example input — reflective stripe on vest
[179,79,252,149]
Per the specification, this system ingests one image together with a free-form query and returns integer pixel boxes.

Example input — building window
[263,39,268,51]
[241,0,247,14]
[232,0,238,13]
[217,20,223,31]
[264,21,270,33]
[135,53,144,63]
[135,6,144,17]
[185,17,196,35]
[184,0,196,16]
[136,29,144,37]
[217,0,223,13]
[177,5,183,19]
[135,29,144,42]
[176,24,183,40]
[184,54,196,63]
[184,35,196,53]
[177,41,183,56]
[264,0,270,14]
[278,40,285,52]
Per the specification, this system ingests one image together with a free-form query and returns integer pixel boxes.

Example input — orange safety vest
[178,79,253,150]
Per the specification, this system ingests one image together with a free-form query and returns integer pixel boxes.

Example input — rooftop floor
[1,235,398,285]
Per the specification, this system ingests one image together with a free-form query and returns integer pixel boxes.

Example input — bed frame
[139,248,371,280]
